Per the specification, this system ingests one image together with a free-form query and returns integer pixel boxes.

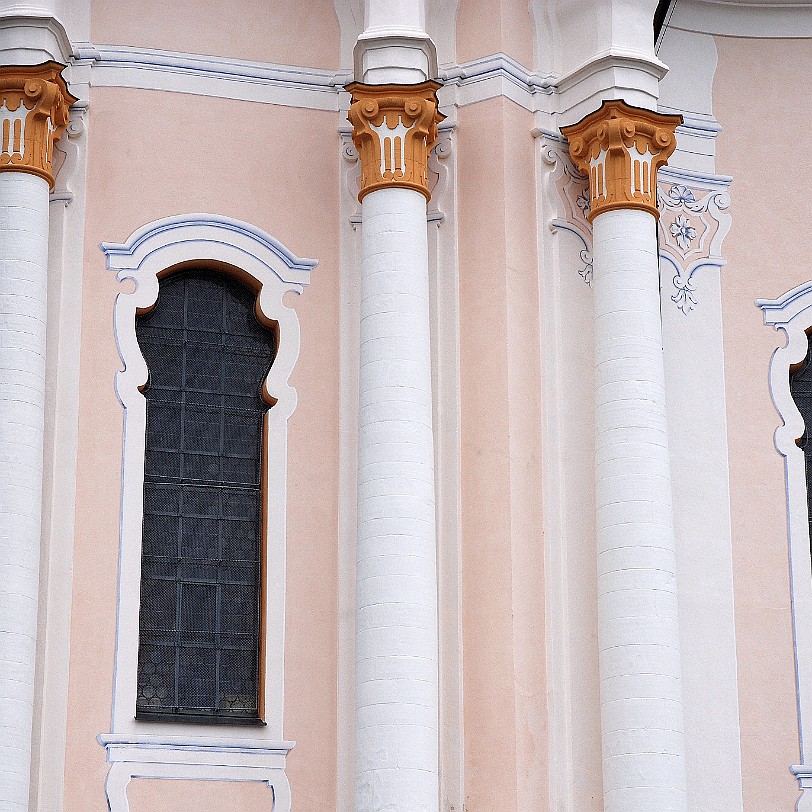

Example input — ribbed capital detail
[346,81,444,202]
[561,100,681,221]
[0,62,77,189]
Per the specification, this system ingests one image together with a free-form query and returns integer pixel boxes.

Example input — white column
[0,169,50,811]
[563,101,685,812]
[355,185,439,812]
[592,207,687,812]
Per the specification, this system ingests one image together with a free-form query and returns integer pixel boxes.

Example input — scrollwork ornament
[561,100,682,221]
[346,80,445,202]
[0,62,77,189]
[541,133,594,287]
[658,172,732,315]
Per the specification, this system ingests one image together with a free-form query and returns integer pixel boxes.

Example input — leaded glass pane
[135,269,275,722]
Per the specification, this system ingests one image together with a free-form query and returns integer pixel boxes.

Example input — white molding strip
[671,0,812,38]
[440,53,553,111]
[98,733,295,812]
[81,43,351,110]
[80,45,559,113]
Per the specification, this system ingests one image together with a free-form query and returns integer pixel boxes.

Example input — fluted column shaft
[348,81,443,812]
[563,100,687,812]
[0,62,73,810]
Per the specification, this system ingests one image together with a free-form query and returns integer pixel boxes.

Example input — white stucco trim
[670,0,812,38]
[82,44,351,111]
[98,214,315,811]
[758,283,812,809]
[0,7,73,64]
[77,43,669,123]
[97,734,294,812]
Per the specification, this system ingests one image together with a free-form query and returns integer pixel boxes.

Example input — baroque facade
[0,1,810,810]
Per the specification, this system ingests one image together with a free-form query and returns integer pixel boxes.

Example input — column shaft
[592,208,687,812]
[356,186,439,811]
[0,170,50,811]
[562,100,686,812]
[0,61,73,809]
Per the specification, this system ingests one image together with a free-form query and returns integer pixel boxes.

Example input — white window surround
[96,214,316,812]
[758,282,812,810]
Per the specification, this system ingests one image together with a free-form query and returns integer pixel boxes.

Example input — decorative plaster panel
[541,134,731,313]
[658,167,731,314]
[539,132,593,285]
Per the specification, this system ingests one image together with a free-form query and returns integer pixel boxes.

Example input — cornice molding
[671,0,812,38]
[77,45,721,148]
[85,44,351,111]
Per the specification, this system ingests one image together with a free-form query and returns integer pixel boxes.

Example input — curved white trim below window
[98,214,315,812]
[758,282,812,807]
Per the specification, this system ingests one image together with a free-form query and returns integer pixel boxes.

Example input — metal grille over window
[135,270,276,723]
[791,333,812,565]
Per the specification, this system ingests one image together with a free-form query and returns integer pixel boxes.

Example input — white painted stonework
[355,186,439,812]
[0,169,50,812]
[98,215,314,812]
[592,207,687,812]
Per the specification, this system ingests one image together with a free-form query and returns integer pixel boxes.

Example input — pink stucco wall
[456,96,548,810]
[456,0,535,67]
[65,87,340,810]
[714,35,812,812]
[91,0,341,69]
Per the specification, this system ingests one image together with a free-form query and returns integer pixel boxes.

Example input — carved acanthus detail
[346,81,444,202]
[0,62,77,189]
[561,100,681,221]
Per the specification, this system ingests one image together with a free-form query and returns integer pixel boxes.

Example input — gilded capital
[561,100,682,221]
[0,62,77,189]
[346,81,444,202]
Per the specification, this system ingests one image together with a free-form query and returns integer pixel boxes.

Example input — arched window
[99,215,315,812]
[135,270,275,722]
[759,284,812,801]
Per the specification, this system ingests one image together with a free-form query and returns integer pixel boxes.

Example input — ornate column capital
[346,80,444,202]
[561,100,682,221]
[0,61,77,189]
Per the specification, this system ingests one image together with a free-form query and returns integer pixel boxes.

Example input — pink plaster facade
[67,88,340,809]
[0,2,809,811]
[714,36,812,811]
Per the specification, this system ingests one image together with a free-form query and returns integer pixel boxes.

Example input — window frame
[759,282,812,796]
[100,214,313,761]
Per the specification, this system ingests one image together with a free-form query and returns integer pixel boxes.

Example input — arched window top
[100,216,313,808]
[105,214,314,424]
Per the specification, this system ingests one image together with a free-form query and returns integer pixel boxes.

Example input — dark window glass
[135,269,275,723]
[791,332,812,568]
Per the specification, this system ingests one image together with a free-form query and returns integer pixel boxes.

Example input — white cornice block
[555,49,667,127]
[0,6,72,63]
